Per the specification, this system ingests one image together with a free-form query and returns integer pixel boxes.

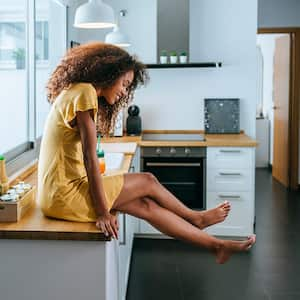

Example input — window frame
[5,0,67,177]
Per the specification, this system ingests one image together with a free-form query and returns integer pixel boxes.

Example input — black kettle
[126,105,142,136]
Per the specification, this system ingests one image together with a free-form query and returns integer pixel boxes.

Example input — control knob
[156,147,162,155]
[170,147,176,155]
[184,148,191,155]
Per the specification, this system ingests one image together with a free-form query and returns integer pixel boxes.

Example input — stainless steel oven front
[141,147,206,210]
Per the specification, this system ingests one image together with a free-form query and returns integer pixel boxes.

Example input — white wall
[258,0,300,27]
[68,0,258,137]
[136,0,257,136]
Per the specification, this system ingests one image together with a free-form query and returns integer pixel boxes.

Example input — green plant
[180,51,187,56]
[160,50,168,56]
[169,51,177,56]
[12,48,25,60]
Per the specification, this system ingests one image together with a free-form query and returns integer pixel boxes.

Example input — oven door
[142,157,205,210]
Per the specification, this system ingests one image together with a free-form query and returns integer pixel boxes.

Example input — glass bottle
[0,155,9,195]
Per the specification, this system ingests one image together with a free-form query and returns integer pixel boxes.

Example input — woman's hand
[96,212,119,240]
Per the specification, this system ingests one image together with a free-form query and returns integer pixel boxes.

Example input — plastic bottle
[96,135,106,174]
[0,155,9,195]
[97,149,106,174]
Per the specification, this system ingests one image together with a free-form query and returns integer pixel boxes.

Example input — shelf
[146,62,222,69]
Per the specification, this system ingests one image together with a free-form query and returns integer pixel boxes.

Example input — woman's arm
[76,110,118,238]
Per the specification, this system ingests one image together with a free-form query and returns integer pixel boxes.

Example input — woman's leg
[112,172,230,229]
[114,196,255,264]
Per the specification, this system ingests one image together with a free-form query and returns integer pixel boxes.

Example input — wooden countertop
[139,134,257,147]
[0,153,135,241]
[100,132,257,147]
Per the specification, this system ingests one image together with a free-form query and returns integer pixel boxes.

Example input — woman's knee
[140,197,160,221]
[142,172,159,191]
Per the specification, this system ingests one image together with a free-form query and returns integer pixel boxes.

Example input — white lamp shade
[74,0,115,29]
[105,26,130,47]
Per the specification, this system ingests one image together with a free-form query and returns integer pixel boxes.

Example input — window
[36,21,49,62]
[0,1,28,159]
[0,0,67,175]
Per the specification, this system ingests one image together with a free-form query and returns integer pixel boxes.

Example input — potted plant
[160,50,168,64]
[169,51,178,63]
[12,48,25,69]
[179,51,188,63]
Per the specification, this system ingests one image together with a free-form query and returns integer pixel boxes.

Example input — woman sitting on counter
[38,42,255,264]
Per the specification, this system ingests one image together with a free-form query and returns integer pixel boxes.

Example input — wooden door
[272,35,290,187]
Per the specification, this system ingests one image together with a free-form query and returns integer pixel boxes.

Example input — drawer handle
[218,195,241,199]
[119,213,126,246]
[219,150,241,153]
[219,172,241,176]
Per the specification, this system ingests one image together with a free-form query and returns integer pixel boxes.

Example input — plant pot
[15,59,25,69]
[160,56,168,64]
[179,55,187,63]
[170,55,177,63]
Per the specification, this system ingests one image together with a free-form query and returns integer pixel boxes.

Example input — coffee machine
[126,105,141,136]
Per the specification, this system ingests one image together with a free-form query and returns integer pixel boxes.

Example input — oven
[141,146,206,210]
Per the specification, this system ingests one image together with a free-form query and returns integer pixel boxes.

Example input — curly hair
[46,42,149,135]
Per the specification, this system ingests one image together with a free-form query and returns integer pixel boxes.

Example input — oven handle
[145,162,201,167]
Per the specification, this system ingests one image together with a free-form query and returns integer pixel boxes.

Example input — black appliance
[204,98,240,134]
[141,133,206,210]
[126,105,141,136]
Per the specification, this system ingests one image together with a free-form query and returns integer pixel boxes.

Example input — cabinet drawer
[206,191,254,236]
[207,147,253,169]
[207,168,253,191]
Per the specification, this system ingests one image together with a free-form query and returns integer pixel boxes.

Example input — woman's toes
[218,202,231,212]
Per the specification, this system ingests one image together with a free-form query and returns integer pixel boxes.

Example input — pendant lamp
[74,0,115,29]
[105,10,130,47]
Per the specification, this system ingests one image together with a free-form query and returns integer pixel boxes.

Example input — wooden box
[0,186,36,222]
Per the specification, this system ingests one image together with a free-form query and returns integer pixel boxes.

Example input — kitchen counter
[0,132,257,300]
[0,132,257,241]
[0,143,137,241]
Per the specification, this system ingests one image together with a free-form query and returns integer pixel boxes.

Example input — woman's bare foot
[190,201,231,229]
[215,235,256,264]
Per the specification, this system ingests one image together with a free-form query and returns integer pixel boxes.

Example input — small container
[96,135,106,174]
[0,193,18,202]
[97,149,106,174]
[169,51,178,64]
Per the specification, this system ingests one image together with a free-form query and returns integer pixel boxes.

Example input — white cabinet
[0,239,120,300]
[118,213,135,300]
[206,147,255,237]
[118,148,140,300]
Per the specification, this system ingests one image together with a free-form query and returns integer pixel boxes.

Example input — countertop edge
[0,230,110,241]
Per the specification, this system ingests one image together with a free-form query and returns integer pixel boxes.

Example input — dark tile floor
[126,169,300,300]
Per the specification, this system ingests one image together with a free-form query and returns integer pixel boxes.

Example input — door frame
[258,27,300,190]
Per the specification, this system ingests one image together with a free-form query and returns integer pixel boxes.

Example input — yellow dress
[38,83,124,222]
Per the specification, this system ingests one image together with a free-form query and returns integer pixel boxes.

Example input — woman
[38,42,255,264]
